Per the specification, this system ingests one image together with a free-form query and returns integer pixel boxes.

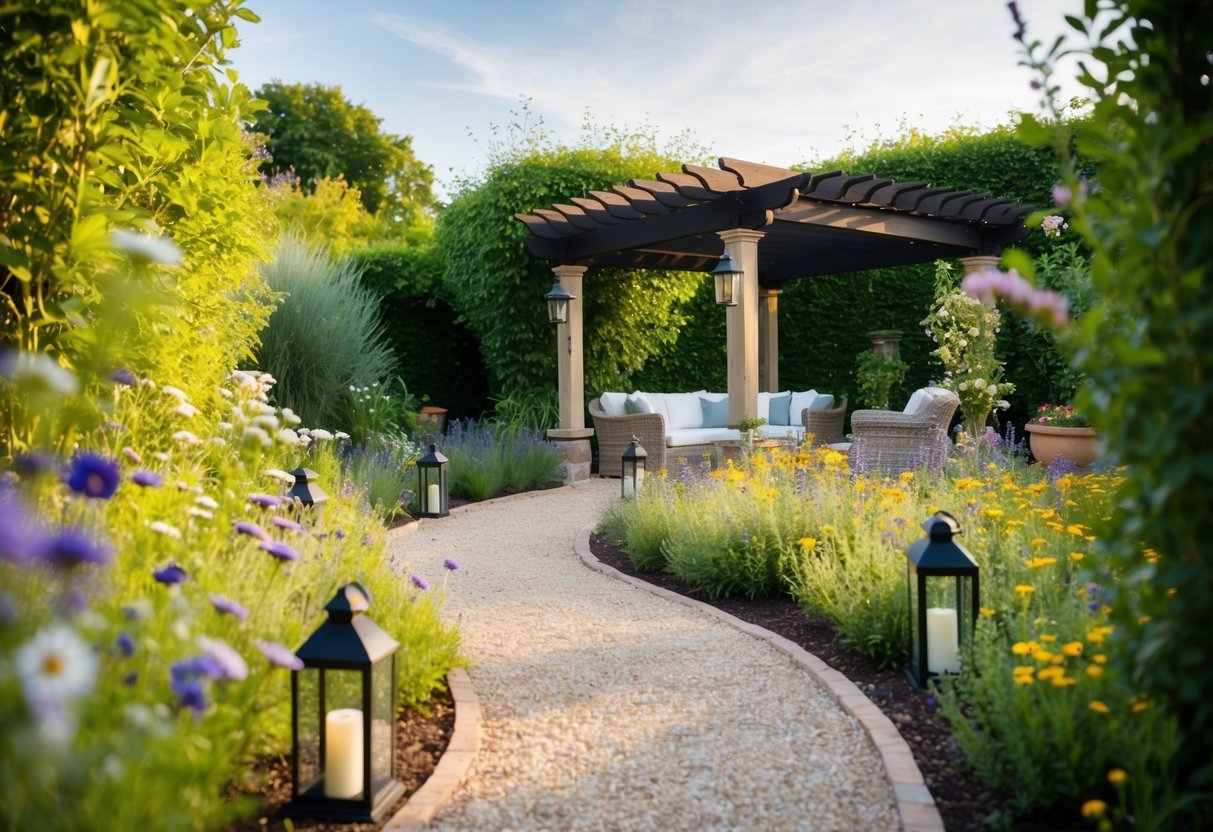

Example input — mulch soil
[225,684,455,831]
[589,532,1086,832]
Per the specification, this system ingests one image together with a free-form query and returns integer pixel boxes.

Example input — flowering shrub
[922,261,1015,438]
[439,418,560,502]
[600,445,1177,821]
[1032,403,1090,428]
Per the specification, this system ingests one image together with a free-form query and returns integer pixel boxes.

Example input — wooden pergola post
[759,287,781,393]
[719,228,765,425]
[546,264,593,482]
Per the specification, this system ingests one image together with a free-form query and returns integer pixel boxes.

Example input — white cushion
[904,388,931,415]
[599,392,628,417]
[636,391,668,420]
[790,389,818,422]
[663,391,706,430]
[666,427,740,447]
[756,392,773,422]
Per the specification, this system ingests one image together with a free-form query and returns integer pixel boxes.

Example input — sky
[229,0,1085,200]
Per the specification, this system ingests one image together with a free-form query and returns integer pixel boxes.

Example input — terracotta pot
[1024,423,1098,467]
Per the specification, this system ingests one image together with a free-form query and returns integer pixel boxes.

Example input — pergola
[515,157,1032,480]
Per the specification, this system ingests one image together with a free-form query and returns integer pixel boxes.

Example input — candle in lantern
[324,708,364,799]
[426,483,440,513]
[925,607,960,674]
[622,478,634,497]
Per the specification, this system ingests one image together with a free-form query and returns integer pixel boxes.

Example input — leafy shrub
[340,431,422,521]
[855,350,909,410]
[252,237,395,432]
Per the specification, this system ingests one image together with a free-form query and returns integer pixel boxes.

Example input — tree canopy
[251,80,437,225]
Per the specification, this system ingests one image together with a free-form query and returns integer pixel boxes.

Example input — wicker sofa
[589,390,846,476]
[847,387,960,475]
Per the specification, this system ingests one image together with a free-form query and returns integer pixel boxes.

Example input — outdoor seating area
[846,387,960,475]
[590,389,844,475]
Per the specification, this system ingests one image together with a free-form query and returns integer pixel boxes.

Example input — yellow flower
[1143,547,1160,564]
[1108,768,1127,785]
[982,508,1004,519]
[1082,799,1108,818]
[1025,556,1058,569]
[1011,641,1038,655]
[1086,664,1104,678]
[1069,551,1085,562]
[979,607,995,617]
[1132,700,1149,714]
[899,471,914,483]
[1050,674,1077,687]
[954,477,982,490]
[1012,666,1035,685]
[1039,633,1057,642]
[1093,654,1107,664]
[799,537,817,551]
[821,524,836,535]
[1030,537,1047,548]
[1089,700,1110,714]
[1037,666,1065,681]
[1061,641,1084,657]
[1067,523,1086,536]
[1015,585,1036,596]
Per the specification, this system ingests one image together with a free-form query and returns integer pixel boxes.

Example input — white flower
[275,428,300,445]
[172,430,200,445]
[209,437,226,447]
[0,351,79,396]
[153,451,171,463]
[334,431,350,440]
[959,339,968,347]
[187,507,214,520]
[987,384,998,396]
[968,327,980,337]
[198,636,248,682]
[310,428,334,441]
[149,521,181,539]
[973,378,987,389]
[251,414,279,431]
[194,495,219,510]
[247,401,276,417]
[173,402,199,419]
[217,421,233,432]
[242,426,272,448]
[958,381,969,391]
[111,229,183,266]
[217,387,232,399]
[15,625,98,707]
[280,408,301,426]
[161,385,188,403]
[264,468,294,483]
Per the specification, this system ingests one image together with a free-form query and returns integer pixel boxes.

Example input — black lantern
[288,467,328,523]
[904,511,980,688]
[286,583,404,823]
[544,275,576,324]
[416,443,448,518]
[712,249,742,307]
[621,435,647,498]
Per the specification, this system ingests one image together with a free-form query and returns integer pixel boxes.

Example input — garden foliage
[438,419,560,503]
[438,113,706,406]
[1008,0,1213,814]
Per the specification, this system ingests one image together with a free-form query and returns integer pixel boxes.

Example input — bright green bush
[252,237,396,433]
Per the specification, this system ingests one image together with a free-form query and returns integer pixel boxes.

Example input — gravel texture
[387,480,901,832]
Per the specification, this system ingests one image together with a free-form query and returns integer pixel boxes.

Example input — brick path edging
[576,527,944,832]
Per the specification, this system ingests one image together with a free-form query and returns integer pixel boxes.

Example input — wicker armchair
[588,397,668,477]
[848,388,959,475]
[801,397,847,447]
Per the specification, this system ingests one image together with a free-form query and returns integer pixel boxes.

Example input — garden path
[387,480,901,831]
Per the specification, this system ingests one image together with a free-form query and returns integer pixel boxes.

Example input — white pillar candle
[925,607,961,674]
[324,708,364,799]
[622,476,634,497]
[426,483,440,512]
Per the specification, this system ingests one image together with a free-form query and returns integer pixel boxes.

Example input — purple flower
[410,574,429,591]
[131,469,162,488]
[172,677,208,715]
[198,636,248,682]
[443,558,460,571]
[116,633,135,657]
[259,540,298,562]
[153,562,188,585]
[41,528,113,569]
[247,493,282,509]
[110,368,137,386]
[13,451,57,476]
[255,640,304,671]
[0,494,48,563]
[270,516,304,534]
[234,520,268,540]
[123,671,138,686]
[172,656,222,682]
[64,452,121,499]
[334,528,346,540]
[208,592,249,621]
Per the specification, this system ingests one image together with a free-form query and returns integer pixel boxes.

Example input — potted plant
[855,349,908,410]
[1024,403,1098,467]
[730,416,767,448]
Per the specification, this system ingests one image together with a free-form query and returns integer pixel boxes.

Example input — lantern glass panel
[321,669,366,800]
[371,660,394,794]
[296,667,322,796]
[907,563,921,682]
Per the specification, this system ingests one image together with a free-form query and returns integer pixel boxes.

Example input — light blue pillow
[769,391,793,425]
[624,394,654,414]
[809,393,834,411]
[700,396,729,428]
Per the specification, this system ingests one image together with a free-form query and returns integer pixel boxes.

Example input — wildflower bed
[599,444,1177,828]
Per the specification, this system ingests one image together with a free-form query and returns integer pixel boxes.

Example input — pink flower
[961,268,1069,330]
[1052,183,1072,207]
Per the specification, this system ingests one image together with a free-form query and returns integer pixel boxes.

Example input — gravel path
[388,480,902,832]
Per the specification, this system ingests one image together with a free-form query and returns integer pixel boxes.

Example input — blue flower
[64,452,121,499]
[0,494,49,563]
[41,528,113,569]
[110,368,137,386]
[255,640,304,670]
[116,633,135,657]
[13,451,58,476]
[153,562,188,585]
[208,592,249,621]
[172,677,207,715]
[259,540,298,562]
[131,469,162,488]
